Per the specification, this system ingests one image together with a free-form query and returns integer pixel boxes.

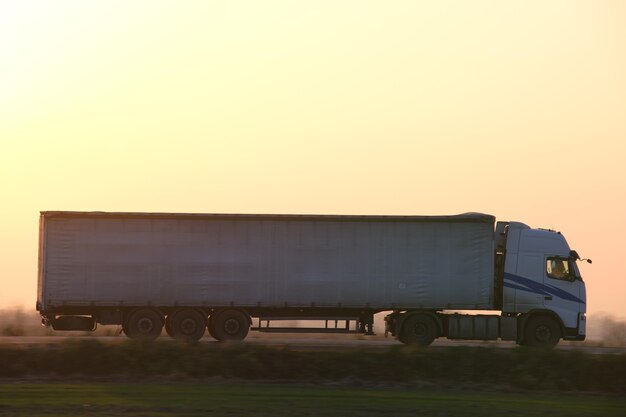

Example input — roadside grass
[0,383,624,417]
[0,340,625,393]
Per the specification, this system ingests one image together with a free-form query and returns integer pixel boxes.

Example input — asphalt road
[0,334,623,354]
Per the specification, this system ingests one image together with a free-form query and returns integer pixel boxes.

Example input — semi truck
[36,211,589,347]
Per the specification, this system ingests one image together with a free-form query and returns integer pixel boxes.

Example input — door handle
[544,296,553,301]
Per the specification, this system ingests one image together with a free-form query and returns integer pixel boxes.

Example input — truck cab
[502,222,587,345]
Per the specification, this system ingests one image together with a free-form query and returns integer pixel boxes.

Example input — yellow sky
[1,1,625,317]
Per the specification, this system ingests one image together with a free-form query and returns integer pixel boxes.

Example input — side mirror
[570,250,592,264]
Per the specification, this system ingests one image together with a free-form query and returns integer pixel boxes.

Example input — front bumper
[564,332,586,341]
[564,313,586,341]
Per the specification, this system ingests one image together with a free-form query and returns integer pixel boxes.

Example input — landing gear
[358,312,375,335]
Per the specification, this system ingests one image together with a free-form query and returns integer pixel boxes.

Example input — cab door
[543,257,584,329]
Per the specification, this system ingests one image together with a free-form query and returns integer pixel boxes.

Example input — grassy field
[1,340,625,393]
[1,341,625,416]
[1,383,624,417]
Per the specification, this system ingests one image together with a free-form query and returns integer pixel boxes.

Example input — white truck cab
[502,222,587,344]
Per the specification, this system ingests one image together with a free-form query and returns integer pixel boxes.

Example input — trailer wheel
[524,316,560,348]
[212,309,250,342]
[398,314,438,347]
[169,309,206,342]
[124,309,163,341]
[207,314,218,340]
[165,311,176,338]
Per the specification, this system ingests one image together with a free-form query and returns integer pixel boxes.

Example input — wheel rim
[413,322,428,338]
[535,325,552,342]
[181,318,197,335]
[224,318,241,335]
[137,317,154,334]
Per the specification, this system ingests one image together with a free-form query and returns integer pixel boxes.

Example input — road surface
[0,334,623,354]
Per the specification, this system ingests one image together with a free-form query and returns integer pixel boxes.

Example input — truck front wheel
[211,309,250,342]
[124,309,163,341]
[398,314,438,347]
[524,316,560,348]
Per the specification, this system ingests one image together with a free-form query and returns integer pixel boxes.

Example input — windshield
[546,257,583,282]
[547,258,574,281]
[570,260,583,281]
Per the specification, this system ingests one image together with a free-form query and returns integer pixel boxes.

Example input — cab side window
[546,258,573,281]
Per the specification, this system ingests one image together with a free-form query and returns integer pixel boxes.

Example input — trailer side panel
[39,212,495,311]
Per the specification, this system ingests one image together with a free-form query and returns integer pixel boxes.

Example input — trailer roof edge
[40,211,495,224]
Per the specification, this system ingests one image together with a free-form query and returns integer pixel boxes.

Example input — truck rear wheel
[124,309,163,341]
[169,309,206,342]
[398,314,438,347]
[211,309,250,342]
[524,316,560,348]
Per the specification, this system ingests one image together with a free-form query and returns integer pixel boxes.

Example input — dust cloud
[586,313,626,347]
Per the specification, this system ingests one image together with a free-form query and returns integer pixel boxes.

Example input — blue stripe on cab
[503,273,585,304]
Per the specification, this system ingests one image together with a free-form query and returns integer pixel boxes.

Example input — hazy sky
[1,1,624,317]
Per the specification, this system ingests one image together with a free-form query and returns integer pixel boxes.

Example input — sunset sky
[1,1,624,319]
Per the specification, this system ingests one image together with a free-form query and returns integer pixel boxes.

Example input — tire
[165,312,176,338]
[524,316,560,348]
[398,314,438,347]
[207,314,218,340]
[169,309,206,342]
[211,309,250,342]
[122,320,131,337]
[124,309,163,341]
